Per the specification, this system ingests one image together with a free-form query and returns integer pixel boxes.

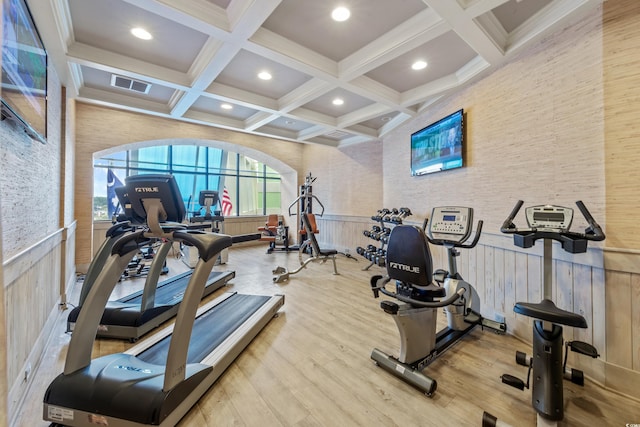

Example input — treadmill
[67,188,235,341]
[44,174,284,426]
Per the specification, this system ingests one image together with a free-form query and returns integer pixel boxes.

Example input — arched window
[93,145,281,221]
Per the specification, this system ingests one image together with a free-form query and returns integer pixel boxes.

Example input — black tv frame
[1,0,48,143]
[410,109,464,177]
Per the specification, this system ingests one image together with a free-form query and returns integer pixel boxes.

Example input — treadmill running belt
[137,294,271,365]
[119,270,222,305]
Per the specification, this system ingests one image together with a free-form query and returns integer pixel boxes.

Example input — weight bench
[272,213,339,282]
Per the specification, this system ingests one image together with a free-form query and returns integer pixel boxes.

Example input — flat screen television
[1,0,47,143]
[410,109,464,176]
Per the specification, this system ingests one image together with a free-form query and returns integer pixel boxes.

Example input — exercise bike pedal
[380,300,399,315]
[563,367,584,386]
[501,373,526,390]
[515,350,530,366]
[568,340,599,358]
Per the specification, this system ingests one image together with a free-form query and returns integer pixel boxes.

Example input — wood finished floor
[15,244,640,427]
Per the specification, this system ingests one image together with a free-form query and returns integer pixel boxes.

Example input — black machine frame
[483,200,605,427]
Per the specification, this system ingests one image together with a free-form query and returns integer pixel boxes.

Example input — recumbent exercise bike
[370,206,506,396]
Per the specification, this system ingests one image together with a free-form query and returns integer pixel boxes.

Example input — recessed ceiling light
[381,116,392,122]
[412,60,428,70]
[221,103,233,110]
[285,120,295,125]
[258,71,272,80]
[332,6,351,22]
[332,98,344,106]
[131,27,152,40]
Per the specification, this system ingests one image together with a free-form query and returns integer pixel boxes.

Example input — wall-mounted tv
[1,0,47,143]
[410,109,464,176]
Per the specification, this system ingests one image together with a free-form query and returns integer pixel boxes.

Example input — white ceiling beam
[462,0,511,18]
[245,111,281,131]
[339,9,448,80]
[345,76,413,115]
[120,0,232,36]
[171,41,243,116]
[226,0,282,38]
[66,42,192,89]
[247,28,339,79]
[205,82,280,112]
[183,109,247,130]
[400,74,459,107]
[506,0,602,54]
[378,112,413,138]
[338,104,393,129]
[423,0,506,64]
[77,87,172,115]
[342,124,378,138]
[277,79,336,113]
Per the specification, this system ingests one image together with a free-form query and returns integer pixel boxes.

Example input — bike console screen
[525,205,573,231]
[428,206,473,243]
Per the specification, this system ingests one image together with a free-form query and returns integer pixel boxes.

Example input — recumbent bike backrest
[385,225,434,288]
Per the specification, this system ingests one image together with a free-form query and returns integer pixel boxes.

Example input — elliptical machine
[370,206,506,396]
[483,200,605,427]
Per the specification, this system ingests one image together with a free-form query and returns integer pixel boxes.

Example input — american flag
[221,187,233,216]
[107,168,124,218]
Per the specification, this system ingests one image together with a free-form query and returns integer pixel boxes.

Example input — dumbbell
[371,208,390,221]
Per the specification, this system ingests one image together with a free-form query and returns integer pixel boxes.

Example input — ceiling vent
[110,74,151,94]
[324,130,350,139]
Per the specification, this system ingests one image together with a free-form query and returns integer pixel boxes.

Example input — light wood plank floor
[15,244,640,426]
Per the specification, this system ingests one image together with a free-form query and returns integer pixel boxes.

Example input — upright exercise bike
[370,206,506,396]
[483,200,605,427]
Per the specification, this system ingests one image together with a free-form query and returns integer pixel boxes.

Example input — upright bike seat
[514,299,587,328]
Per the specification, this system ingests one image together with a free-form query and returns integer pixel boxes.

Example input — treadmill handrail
[78,221,136,306]
[64,230,234,376]
[65,243,141,374]
[163,247,218,391]
[140,240,173,312]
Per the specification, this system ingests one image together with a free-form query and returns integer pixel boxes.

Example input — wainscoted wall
[3,231,64,423]
[0,60,68,424]
[0,190,7,427]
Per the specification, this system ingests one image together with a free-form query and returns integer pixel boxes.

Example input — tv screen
[1,0,47,143]
[410,109,464,176]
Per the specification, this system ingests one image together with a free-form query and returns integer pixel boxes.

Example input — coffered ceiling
[30,0,603,147]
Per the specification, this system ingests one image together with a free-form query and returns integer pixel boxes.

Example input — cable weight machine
[286,172,325,251]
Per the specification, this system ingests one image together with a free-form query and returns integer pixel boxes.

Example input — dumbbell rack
[357,208,412,270]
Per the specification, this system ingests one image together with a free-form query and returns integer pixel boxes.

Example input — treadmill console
[126,174,186,223]
[525,205,573,231]
[428,206,473,243]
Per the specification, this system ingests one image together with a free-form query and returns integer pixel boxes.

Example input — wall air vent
[110,74,152,94]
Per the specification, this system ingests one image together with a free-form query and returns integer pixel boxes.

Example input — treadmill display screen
[443,215,456,221]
